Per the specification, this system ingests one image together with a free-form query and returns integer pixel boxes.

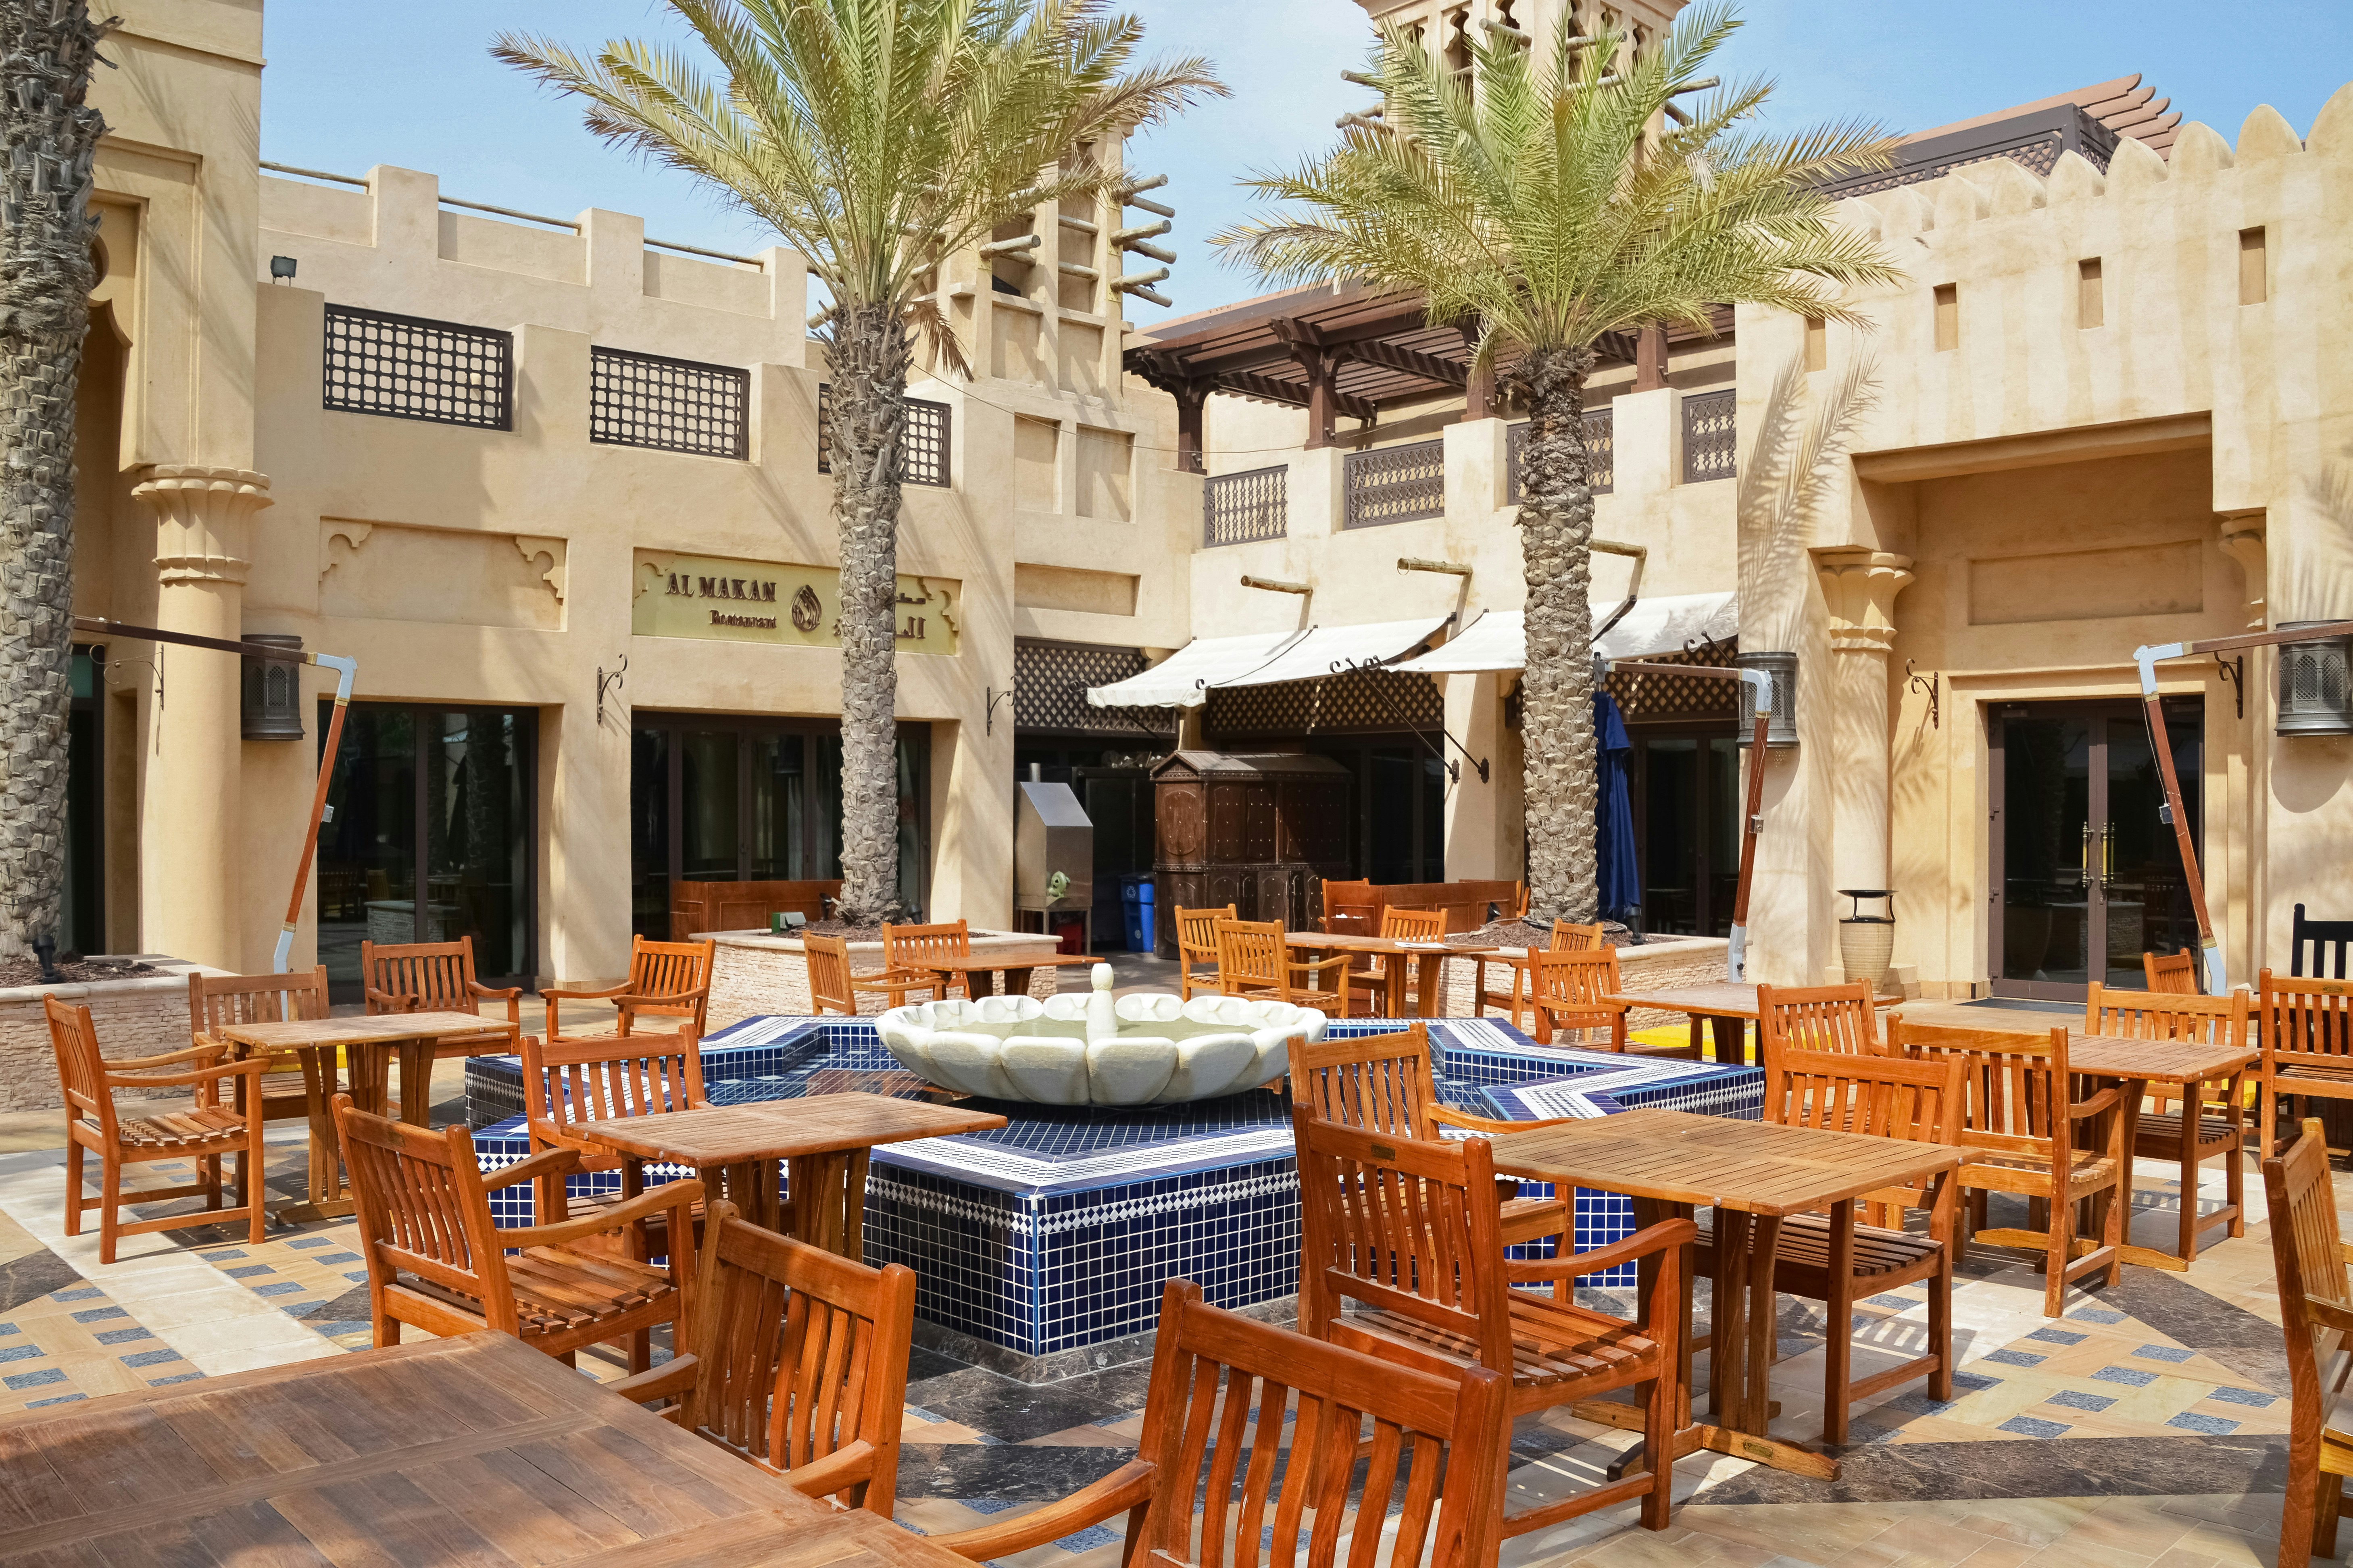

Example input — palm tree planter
[499,0,1220,923]
[1214,2,1899,928]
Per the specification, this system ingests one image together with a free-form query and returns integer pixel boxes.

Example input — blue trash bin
[1133,880,1156,955]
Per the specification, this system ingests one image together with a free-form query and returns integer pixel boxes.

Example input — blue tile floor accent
[119,1348,182,1369]
[4,1367,66,1391]
[2165,1411,2239,1436]
[2093,1366,2159,1388]
[2134,1343,2196,1364]
[2024,1327,2087,1345]
[2047,1389,2117,1413]
[2068,1308,2127,1324]
[93,1327,153,1346]
[147,1373,205,1387]
[68,1307,125,1324]
[50,1288,101,1302]
[0,1344,40,1363]
[1982,1349,2047,1367]
[1998,1416,2071,1438]
[2208,1387,2277,1407]
[25,1393,84,1408]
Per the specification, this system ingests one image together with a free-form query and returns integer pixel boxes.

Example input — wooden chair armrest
[112,1040,231,1071]
[2068,1087,2125,1119]
[612,990,707,1011]
[1428,1105,1584,1137]
[541,982,632,1003]
[782,1440,877,1499]
[480,1146,586,1195]
[606,1353,700,1408]
[848,968,937,990]
[364,987,422,1012]
[1288,953,1353,984]
[104,1057,265,1092]
[2339,1241,2353,1268]
[468,981,522,1002]
[505,1177,702,1250]
[1505,1217,1697,1283]
[928,1460,1157,1560]
[1533,996,1629,1017]
[2309,1296,2353,1337]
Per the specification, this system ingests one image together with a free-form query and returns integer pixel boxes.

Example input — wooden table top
[0,1331,975,1567]
[1286,932,1497,955]
[1488,1106,1963,1217]
[913,954,1101,972]
[216,1010,506,1050]
[579,1092,1009,1165]
[1605,983,1761,1018]
[1889,1002,2255,1086]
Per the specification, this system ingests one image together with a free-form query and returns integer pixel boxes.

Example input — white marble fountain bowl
[875,964,1326,1105]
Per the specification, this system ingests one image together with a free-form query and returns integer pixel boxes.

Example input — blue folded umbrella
[1594,691,1641,925]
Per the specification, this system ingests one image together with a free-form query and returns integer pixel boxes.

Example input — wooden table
[1609,983,1902,1063]
[577,1093,1007,1257]
[0,1330,970,1568]
[216,1010,503,1215]
[1892,1001,2259,1271]
[914,953,1099,999]
[1286,932,1494,1018]
[1490,1106,1963,1481]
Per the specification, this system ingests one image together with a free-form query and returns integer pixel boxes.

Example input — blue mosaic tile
[2208,1387,2277,1408]
[2067,1308,2126,1324]
[2046,1389,2115,1413]
[4,1366,66,1391]
[93,1327,153,1347]
[2166,1411,2238,1436]
[0,1344,40,1364]
[119,1349,182,1369]
[2025,1328,2087,1346]
[69,1307,126,1324]
[1982,1349,2046,1368]
[2092,1366,2158,1387]
[1997,1415,2070,1438]
[2134,1344,2195,1364]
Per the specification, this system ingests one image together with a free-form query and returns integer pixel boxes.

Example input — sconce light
[269,255,298,283]
[2277,622,2353,736]
[1734,651,1799,747]
[240,633,305,740]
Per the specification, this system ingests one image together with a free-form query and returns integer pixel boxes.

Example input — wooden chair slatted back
[1765,1042,1965,1222]
[333,1094,509,1318]
[361,938,481,1016]
[1216,920,1290,992]
[2263,969,2353,1071]
[44,997,114,1128]
[1138,1279,1503,1568]
[1292,1110,1507,1362]
[1551,921,1606,952]
[1286,1025,1439,1141]
[803,933,858,1014]
[2264,1119,2353,1408]
[2143,950,2199,995]
[2293,904,2353,981]
[2086,985,2249,1047]
[1379,908,1446,942]
[1320,879,1380,935]
[682,1204,914,1511]
[1888,1020,2080,1160]
[523,1033,707,1139]
[1174,905,1236,966]
[881,921,971,976]
[625,937,718,1020]
[1530,947,1621,1038]
[189,968,333,1039]
[1758,983,1880,1057]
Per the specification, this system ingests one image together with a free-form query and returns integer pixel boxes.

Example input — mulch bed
[0,954,160,988]
[1454,917,1643,949]
[800,920,891,943]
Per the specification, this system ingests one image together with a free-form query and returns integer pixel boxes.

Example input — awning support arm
[1332,656,1489,784]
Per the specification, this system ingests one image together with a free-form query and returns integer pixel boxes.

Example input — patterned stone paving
[0,1086,2328,1567]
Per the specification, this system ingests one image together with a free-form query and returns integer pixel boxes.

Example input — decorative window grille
[1680,389,1738,483]
[1014,638,1175,735]
[1506,409,1613,504]
[590,346,748,459]
[322,304,512,430]
[1343,438,1445,528]
[1203,465,1288,547]
[816,384,952,487]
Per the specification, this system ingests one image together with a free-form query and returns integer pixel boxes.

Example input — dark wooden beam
[1335,335,1467,389]
[1214,367,1376,422]
[1634,323,1669,391]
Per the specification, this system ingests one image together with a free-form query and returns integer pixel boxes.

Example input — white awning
[1207,616,1451,691]
[1390,592,1738,675]
[1086,628,1306,710]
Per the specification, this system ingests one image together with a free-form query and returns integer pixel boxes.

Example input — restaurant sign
[631,551,959,656]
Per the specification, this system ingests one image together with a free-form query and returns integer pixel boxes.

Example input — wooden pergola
[1123,279,1734,470]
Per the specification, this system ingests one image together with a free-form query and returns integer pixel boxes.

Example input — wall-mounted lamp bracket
[596,654,628,728]
[986,685,1016,735]
[2215,651,2245,720]
[1905,660,1940,729]
[1332,656,1488,784]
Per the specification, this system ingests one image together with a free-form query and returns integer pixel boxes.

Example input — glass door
[1991,700,2201,1000]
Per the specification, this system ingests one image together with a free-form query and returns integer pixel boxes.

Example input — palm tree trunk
[1509,346,1600,926]
[0,1,109,958]
[825,302,911,923]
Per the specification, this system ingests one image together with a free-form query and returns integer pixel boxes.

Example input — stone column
[136,465,272,970]
[1812,548,1914,906]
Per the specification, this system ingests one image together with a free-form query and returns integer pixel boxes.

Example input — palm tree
[497,0,1221,922]
[1213,3,1899,926]
[0,0,112,962]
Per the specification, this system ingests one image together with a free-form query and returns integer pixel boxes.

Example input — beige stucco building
[57,0,2353,1007]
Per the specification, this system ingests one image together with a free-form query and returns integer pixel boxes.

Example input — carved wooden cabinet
[1150,751,1352,956]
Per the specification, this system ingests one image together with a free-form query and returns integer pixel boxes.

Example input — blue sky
[260,1,2352,327]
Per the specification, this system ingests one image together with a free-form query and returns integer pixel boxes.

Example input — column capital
[2218,513,2266,631]
[137,465,272,586]
[1812,547,1914,655]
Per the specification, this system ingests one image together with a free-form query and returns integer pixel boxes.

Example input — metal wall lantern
[1734,651,1799,747]
[240,633,305,740]
[2276,621,2353,737]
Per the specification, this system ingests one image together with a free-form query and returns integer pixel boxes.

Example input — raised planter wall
[0,956,231,1112]
[1435,935,1730,1028]
[701,929,1070,1033]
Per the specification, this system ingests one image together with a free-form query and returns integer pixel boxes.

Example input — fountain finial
[1085,961,1117,1042]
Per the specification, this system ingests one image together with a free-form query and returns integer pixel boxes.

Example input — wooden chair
[361,934,527,1061]
[1172,903,1236,1001]
[1887,1018,2128,1316]
[932,1277,1509,1568]
[609,1200,915,1518]
[332,1091,699,1372]
[1292,1109,1688,1541]
[521,1028,708,1231]
[1318,877,1381,935]
[802,931,937,1016]
[1474,919,1602,1030]
[2143,950,2199,994]
[46,996,267,1265]
[2087,983,2252,1263]
[542,935,715,1047]
[2263,1118,2353,1564]
[1288,1023,1575,1254]
[188,966,345,1204]
[1527,947,1689,1056]
[1757,982,1881,1060]
[1696,1044,1964,1444]
[1216,919,1350,1016]
[880,919,972,1001]
[2261,969,2353,1159]
[1344,906,1446,1016]
[2294,904,2353,981]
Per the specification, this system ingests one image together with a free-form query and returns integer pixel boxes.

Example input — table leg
[394,1039,436,1127]
[1709,1208,1746,1418]
[1001,968,1032,1000]
[1742,1213,1782,1434]
[1415,953,1444,1019]
[1709,1014,1742,1065]
[2113,1074,2195,1273]
[1383,959,1408,1019]
[784,1147,871,1258]
[1688,1014,1706,1058]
